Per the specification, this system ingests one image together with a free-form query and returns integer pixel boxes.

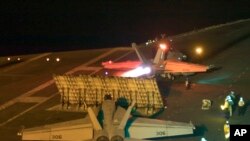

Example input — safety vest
[224,123,230,139]
[221,100,229,110]
[238,100,245,107]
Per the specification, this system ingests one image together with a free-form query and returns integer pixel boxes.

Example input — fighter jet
[19,95,195,141]
[102,42,209,79]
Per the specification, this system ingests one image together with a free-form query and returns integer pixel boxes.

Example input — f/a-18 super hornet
[102,42,209,80]
[19,95,195,141]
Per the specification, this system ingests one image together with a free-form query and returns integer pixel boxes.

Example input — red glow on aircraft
[164,60,208,72]
[102,61,141,70]
[108,60,113,64]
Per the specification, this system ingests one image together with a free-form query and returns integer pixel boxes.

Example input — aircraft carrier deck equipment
[53,75,164,116]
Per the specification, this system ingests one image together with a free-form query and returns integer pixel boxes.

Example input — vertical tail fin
[87,107,102,131]
[153,45,166,65]
[118,101,136,130]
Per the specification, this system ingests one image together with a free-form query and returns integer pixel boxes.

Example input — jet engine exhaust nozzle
[111,135,124,141]
[96,136,109,141]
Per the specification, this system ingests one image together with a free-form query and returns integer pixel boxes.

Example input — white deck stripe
[0,93,57,126]
[0,48,118,111]
[0,48,127,126]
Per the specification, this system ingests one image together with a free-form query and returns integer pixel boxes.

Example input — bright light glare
[56,58,60,62]
[46,58,50,61]
[225,133,230,139]
[201,138,207,141]
[7,57,11,61]
[121,67,151,77]
[105,71,108,75]
[159,44,167,50]
[195,47,203,55]
[220,105,225,110]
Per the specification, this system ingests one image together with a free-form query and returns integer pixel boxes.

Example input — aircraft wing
[102,61,142,70]
[128,117,195,139]
[21,118,93,141]
[164,60,208,73]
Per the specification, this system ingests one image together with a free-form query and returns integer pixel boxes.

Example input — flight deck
[0,19,250,141]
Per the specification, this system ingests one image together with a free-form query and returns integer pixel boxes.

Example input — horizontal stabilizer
[128,118,194,139]
[21,119,93,140]
[125,138,152,141]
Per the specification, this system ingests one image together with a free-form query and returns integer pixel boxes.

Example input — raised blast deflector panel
[53,75,164,115]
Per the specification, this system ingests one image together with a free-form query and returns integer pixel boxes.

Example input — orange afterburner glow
[121,66,151,77]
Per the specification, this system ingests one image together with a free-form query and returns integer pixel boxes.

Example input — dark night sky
[0,0,249,55]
